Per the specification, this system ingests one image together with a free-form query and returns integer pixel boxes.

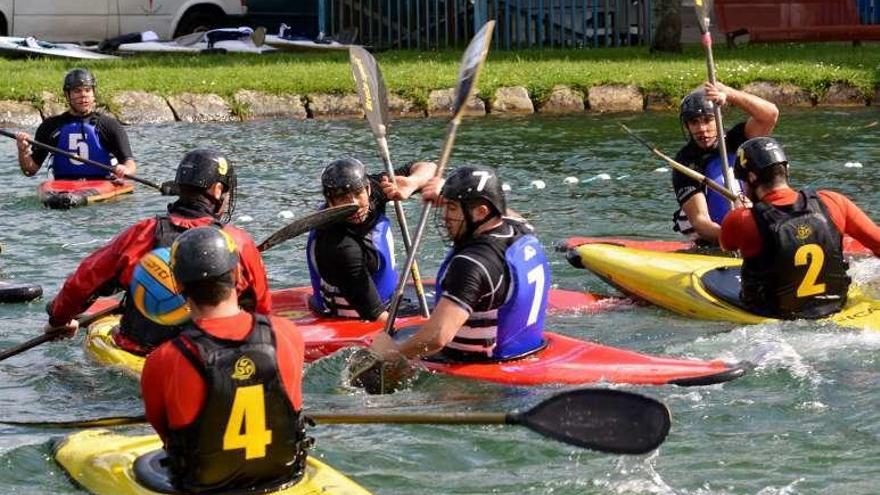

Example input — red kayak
[557,235,871,256]
[38,179,134,209]
[420,331,749,387]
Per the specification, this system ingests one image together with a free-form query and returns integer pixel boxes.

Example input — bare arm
[705,81,779,138]
[381,160,438,200]
[370,297,468,361]
[682,192,721,242]
[16,132,41,177]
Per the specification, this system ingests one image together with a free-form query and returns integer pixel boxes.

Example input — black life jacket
[741,189,850,319]
[119,215,222,352]
[165,315,307,493]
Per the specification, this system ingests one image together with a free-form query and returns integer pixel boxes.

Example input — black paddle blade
[452,20,495,118]
[693,0,714,34]
[349,46,390,137]
[511,388,671,455]
[257,204,358,253]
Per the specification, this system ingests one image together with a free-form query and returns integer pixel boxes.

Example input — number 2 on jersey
[794,244,826,298]
[223,385,273,459]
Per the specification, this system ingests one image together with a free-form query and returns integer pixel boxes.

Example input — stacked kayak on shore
[566,243,880,330]
[82,285,749,387]
[38,180,134,209]
[54,429,371,495]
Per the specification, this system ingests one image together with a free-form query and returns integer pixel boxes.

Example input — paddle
[0,301,121,362]
[1,129,167,193]
[0,388,671,454]
[382,21,496,335]
[349,46,430,318]
[693,0,737,207]
[256,203,358,253]
[620,123,738,202]
[0,205,355,362]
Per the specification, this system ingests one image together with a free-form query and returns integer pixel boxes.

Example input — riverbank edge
[0,81,876,127]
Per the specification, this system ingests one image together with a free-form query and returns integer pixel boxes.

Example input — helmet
[321,158,368,197]
[63,68,96,92]
[174,149,234,190]
[440,165,506,216]
[679,89,715,123]
[170,226,239,286]
[734,137,788,180]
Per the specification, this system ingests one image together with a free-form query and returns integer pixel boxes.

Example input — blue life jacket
[704,153,741,224]
[306,213,397,317]
[51,117,113,179]
[436,234,549,359]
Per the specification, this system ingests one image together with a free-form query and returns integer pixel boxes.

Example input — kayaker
[15,68,137,180]
[45,149,270,353]
[141,226,310,493]
[352,165,550,390]
[720,136,880,319]
[306,157,436,321]
[672,81,779,244]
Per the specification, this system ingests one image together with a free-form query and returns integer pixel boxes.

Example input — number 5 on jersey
[223,384,273,459]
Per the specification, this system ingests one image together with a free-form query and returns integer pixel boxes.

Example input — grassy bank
[2,43,877,109]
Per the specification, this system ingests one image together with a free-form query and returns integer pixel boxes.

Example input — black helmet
[679,89,715,123]
[170,226,239,286]
[321,158,368,197]
[734,137,788,180]
[175,149,234,190]
[441,165,506,216]
[63,68,96,92]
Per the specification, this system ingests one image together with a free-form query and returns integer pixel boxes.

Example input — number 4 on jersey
[223,384,273,459]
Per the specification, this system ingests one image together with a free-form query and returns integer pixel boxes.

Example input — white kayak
[264,34,350,51]
[0,36,118,60]
[117,39,276,54]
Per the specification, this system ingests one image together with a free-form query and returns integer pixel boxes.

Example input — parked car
[0,0,248,42]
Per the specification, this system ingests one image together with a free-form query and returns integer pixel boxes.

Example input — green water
[1,109,879,494]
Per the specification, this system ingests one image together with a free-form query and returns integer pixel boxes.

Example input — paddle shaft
[383,21,494,334]
[0,129,163,192]
[0,302,120,362]
[384,117,462,333]
[620,124,738,202]
[375,138,431,318]
[695,3,737,207]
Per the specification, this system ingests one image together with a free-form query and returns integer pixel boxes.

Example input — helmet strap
[460,201,494,241]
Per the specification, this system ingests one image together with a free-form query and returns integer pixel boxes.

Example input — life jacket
[50,115,113,179]
[306,213,397,318]
[119,216,221,351]
[435,230,549,360]
[741,189,850,319]
[673,152,742,237]
[164,315,307,493]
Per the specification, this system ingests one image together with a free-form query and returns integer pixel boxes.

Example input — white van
[0,0,247,42]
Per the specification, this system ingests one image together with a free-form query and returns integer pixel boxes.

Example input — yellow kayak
[83,315,145,377]
[54,429,372,495]
[567,243,880,330]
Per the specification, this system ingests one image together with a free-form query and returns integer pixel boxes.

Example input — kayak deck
[38,179,134,209]
[421,331,749,386]
[559,235,871,257]
[567,243,880,331]
[54,429,371,495]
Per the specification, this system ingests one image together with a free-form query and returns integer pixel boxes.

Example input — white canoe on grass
[0,37,119,60]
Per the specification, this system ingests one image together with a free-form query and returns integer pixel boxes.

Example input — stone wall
[1,82,873,127]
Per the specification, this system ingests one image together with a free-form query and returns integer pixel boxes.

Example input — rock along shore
[0,82,876,127]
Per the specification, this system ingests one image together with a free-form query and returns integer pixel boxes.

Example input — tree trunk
[651,0,682,52]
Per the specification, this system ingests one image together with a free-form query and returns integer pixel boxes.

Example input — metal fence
[325,0,653,49]
[858,0,879,23]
